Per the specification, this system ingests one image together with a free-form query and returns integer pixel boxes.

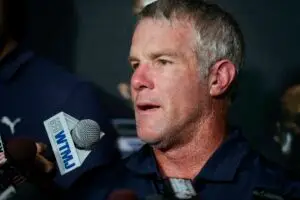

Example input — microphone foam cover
[71,119,104,150]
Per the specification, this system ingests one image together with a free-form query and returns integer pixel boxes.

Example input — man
[69,1,300,199]
[0,0,119,190]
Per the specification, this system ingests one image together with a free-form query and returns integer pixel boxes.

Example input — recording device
[44,112,105,175]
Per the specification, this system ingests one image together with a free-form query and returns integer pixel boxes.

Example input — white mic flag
[44,112,101,175]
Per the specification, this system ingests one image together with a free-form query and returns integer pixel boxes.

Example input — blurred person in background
[0,0,120,191]
[270,67,300,176]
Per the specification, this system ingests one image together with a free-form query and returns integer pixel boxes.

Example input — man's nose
[131,63,154,91]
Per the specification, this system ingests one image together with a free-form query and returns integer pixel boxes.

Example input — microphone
[0,138,55,199]
[108,189,139,200]
[71,119,103,150]
[44,112,105,175]
[0,138,37,192]
[163,178,197,200]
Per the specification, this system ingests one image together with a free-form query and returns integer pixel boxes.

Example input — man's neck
[0,37,17,62]
[154,106,228,180]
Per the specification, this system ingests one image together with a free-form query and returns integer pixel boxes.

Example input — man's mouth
[137,103,160,111]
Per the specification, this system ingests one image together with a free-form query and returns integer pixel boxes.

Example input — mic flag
[44,112,105,175]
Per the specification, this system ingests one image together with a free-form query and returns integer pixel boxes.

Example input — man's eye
[131,63,139,70]
[157,59,172,65]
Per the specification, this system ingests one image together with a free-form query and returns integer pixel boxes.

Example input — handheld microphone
[0,138,38,192]
[0,138,51,199]
[44,112,105,175]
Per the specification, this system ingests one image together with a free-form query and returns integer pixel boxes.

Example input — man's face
[129,18,210,147]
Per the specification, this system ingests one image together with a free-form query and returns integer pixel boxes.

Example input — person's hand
[34,142,54,173]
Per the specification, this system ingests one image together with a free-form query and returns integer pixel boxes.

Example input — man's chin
[143,139,173,152]
[140,137,160,145]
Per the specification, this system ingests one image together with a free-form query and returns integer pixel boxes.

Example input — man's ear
[208,59,236,97]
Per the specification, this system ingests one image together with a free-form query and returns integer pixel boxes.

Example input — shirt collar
[126,144,159,175]
[125,130,251,182]
[196,130,249,181]
[0,43,34,82]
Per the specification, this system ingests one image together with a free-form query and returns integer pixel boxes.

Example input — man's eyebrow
[149,50,180,60]
[128,49,181,63]
[128,55,139,63]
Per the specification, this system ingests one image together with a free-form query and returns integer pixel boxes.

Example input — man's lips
[136,103,160,111]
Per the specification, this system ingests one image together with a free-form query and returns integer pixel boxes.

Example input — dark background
[22,0,300,162]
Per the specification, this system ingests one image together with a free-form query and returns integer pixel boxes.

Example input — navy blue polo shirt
[0,44,120,189]
[68,130,300,200]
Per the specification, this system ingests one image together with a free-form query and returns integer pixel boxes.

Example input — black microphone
[0,138,38,192]
[0,138,57,199]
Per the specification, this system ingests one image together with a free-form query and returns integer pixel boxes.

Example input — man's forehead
[131,18,195,54]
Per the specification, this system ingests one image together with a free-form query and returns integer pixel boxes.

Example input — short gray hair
[137,0,245,77]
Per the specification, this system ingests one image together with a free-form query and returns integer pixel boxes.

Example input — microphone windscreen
[71,119,104,150]
[108,189,139,200]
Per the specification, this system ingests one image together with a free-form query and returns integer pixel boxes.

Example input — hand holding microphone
[0,138,56,200]
[5,139,54,173]
[1,138,55,185]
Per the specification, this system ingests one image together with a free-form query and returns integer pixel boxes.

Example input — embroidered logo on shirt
[0,116,21,135]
